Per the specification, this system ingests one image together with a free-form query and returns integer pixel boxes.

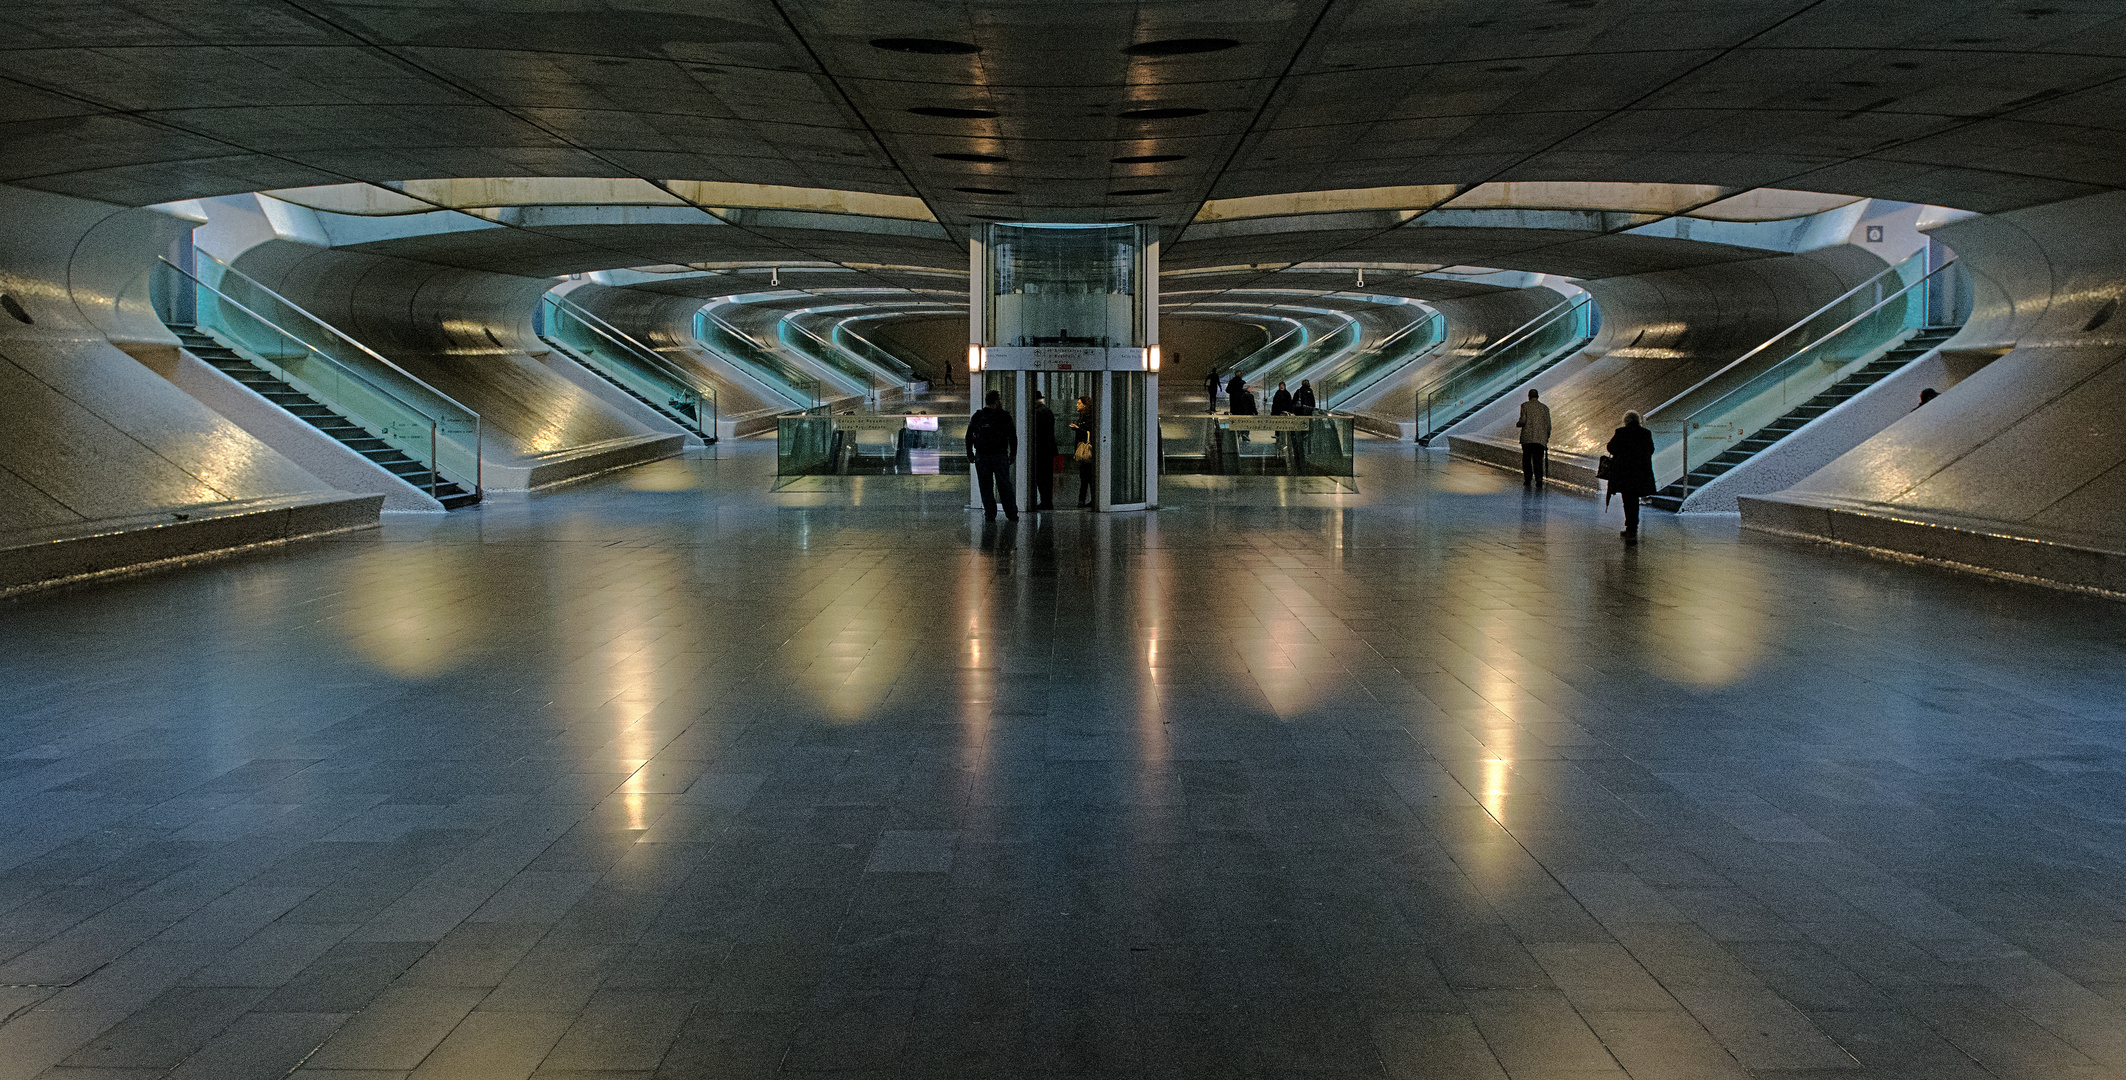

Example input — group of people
[1517,388,1658,541]
[1206,371,1315,416]
[963,389,1096,520]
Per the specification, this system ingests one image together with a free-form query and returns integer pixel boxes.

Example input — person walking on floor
[1517,388,1552,489]
[1071,396,1096,507]
[1205,369,1220,410]
[1030,390,1057,511]
[1293,379,1316,416]
[966,390,1018,521]
[1230,383,1258,416]
[1225,373,1247,413]
[1271,381,1294,415]
[1606,410,1657,540]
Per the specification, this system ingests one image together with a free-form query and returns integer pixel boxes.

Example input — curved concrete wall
[233,243,678,486]
[1470,247,1889,458]
[1744,191,2126,593]
[0,187,346,527]
[0,186,378,592]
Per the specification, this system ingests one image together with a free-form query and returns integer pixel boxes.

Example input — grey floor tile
[5,443,2126,1079]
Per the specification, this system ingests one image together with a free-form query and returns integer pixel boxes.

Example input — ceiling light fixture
[870,38,981,55]
[1125,38,1241,56]
[935,152,1009,163]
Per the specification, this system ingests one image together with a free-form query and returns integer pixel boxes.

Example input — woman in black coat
[1606,411,1657,540]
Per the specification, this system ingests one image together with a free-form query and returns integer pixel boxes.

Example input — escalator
[1646,327,1958,511]
[1415,295,1595,445]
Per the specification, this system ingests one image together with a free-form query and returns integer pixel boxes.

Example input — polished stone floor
[3,441,2125,1080]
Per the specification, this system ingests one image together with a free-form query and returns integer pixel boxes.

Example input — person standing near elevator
[1071,395,1096,508]
[1517,388,1551,489]
[1029,390,1057,512]
[966,390,1019,521]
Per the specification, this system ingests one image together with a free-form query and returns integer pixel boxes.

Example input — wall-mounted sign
[979,346,1151,371]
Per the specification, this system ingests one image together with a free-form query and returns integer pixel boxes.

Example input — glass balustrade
[1246,319,1360,391]
[778,318,885,396]
[1158,413,1356,476]
[540,294,716,439]
[827,323,918,384]
[1315,310,1447,410]
[157,253,482,498]
[1415,295,1594,443]
[693,309,822,411]
[776,412,967,476]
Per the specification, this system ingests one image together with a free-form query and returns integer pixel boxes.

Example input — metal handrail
[829,324,920,385]
[1411,295,1576,406]
[1643,250,1922,423]
[695,309,822,410]
[542,295,721,410]
[1668,257,1960,500]
[190,250,481,420]
[780,316,885,394]
[163,257,474,500]
[1415,294,1592,439]
[1326,309,1447,407]
[544,294,717,397]
[1235,322,1308,382]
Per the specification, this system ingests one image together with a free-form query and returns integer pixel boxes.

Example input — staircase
[1647,326,1958,512]
[172,326,481,510]
[537,334,707,440]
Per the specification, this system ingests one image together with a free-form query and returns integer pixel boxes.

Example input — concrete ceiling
[13,1,2123,293]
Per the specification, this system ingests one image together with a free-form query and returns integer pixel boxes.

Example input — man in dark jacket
[966,390,1018,521]
[1029,390,1056,512]
[1293,380,1316,416]
[1204,370,1220,409]
[1606,411,1657,540]
[1271,381,1294,416]
[1225,373,1246,412]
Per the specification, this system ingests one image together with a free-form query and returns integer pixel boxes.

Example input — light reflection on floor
[3,440,2125,1078]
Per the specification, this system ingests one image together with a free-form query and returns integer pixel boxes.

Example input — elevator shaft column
[968,224,1159,512]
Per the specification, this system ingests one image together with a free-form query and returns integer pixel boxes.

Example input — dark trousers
[975,454,1017,518]
[1521,442,1547,486]
[1078,459,1095,506]
[1621,494,1641,534]
[1031,457,1054,510]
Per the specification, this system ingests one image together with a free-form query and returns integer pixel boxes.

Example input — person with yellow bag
[1071,396,1096,508]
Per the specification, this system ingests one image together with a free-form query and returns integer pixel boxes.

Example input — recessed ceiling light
[956,186,1015,196]
[1109,188,1171,196]
[1125,38,1241,56]
[1119,107,1208,120]
[1112,154,1186,164]
[910,106,999,119]
[935,152,1009,163]
[871,37,981,55]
